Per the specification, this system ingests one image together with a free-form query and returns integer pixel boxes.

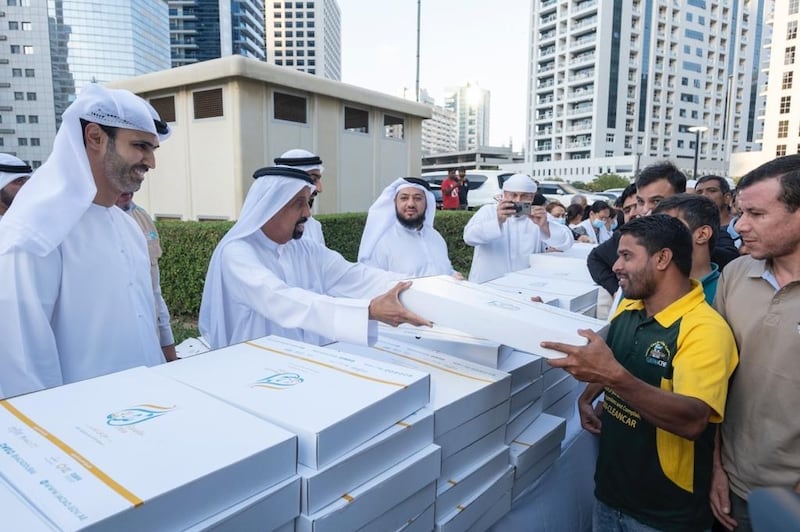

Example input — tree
[591,173,631,191]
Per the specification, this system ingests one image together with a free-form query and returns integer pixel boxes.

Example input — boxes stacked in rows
[486,270,600,317]
[329,337,516,532]
[154,335,437,532]
[0,367,299,531]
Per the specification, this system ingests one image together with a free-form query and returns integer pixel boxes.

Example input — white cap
[502,173,538,193]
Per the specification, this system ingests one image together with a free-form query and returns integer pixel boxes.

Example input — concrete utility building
[109,56,431,220]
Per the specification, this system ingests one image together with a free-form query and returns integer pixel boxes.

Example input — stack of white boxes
[486,269,599,317]
[154,335,438,532]
[328,337,515,532]
[0,367,300,531]
[508,413,567,501]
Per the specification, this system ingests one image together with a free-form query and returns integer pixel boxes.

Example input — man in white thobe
[358,177,457,277]
[274,149,326,245]
[464,173,573,283]
[0,154,31,220]
[0,84,171,400]
[199,166,431,350]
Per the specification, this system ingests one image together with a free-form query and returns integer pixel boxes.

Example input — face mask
[610,219,618,231]
[553,217,566,225]
[592,219,605,229]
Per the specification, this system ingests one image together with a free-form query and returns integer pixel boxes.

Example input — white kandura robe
[576,218,613,245]
[302,215,326,246]
[360,222,454,277]
[464,204,574,283]
[214,230,403,348]
[0,205,163,399]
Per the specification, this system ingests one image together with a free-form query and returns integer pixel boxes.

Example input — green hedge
[156,210,476,320]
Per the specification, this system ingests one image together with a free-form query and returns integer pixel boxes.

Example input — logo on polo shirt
[645,341,671,368]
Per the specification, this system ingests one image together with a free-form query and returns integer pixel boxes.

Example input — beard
[618,265,657,300]
[292,217,309,240]
[396,210,425,230]
[103,140,146,193]
[0,187,15,209]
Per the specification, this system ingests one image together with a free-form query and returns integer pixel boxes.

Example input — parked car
[536,181,609,206]
[421,170,514,209]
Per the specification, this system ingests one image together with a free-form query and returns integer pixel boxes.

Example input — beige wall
[111,57,430,221]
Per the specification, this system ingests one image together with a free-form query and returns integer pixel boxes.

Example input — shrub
[156,210,477,325]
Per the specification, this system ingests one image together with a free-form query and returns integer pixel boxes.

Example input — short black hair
[653,193,720,250]
[635,161,686,194]
[696,175,731,195]
[619,214,693,277]
[79,118,118,145]
[589,200,611,214]
[619,183,637,205]
[737,154,800,213]
[565,203,584,223]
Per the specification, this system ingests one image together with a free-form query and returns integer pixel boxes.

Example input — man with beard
[542,215,738,531]
[274,148,326,245]
[464,173,573,283]
[358,177,458,277]
[0,154,31,219]
[0,84,171,399]
[199,166,431,350]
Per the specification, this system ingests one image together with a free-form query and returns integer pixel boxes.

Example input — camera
[512,201,532,216]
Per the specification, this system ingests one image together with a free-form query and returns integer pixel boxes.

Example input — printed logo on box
[251,372,304,390]
[106,404,175,426]
[488,300,520,311]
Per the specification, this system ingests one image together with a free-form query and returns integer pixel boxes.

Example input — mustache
[295,216,308,225]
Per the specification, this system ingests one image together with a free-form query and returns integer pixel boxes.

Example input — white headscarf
[274,148,324,174]
[503,173,538,193]
[357,178,435,263]
[198,168,315,346]
[0,83,170,256]
[0,154,31,191]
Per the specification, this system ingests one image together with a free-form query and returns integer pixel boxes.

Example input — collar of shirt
[617,280,706,328]
[743,256,781,291]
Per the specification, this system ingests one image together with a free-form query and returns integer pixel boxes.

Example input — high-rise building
[444,83,490,152]
[397,89,457,157]
[526,0,767,181]
[265,0,342,80]
[169,0,265,68]
[1,0,170,167]
[759,0,799,159]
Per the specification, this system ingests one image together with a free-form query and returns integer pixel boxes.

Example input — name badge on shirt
[644,341,671,368]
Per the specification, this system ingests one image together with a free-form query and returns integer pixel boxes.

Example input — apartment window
[275,50,283,57]
[286,49,294,56]
[150,95,176,122]
[18,138,27,146]
[28,115,37,123]
[10,45,20,54]
[274,31,282,38]
[275,59,284,65]
[285,59,294,66]
[12,68,22,77]
[21,22,31,31]
[778,120,789,138]
[24,68,34,77]
[0,139,3,146]
[296,59,304,66]
[781,96,792,114]
[606,133,615,142]
[30,137,39,146]
[384,114,404,140]
[26,92,36,101]
[8,21,18,30]
[785,46,796,65]
[273,2,280,7]
[344,106,369,133]
[22,45,33,55]
[791,0,800,15]
[777,144,787,157]
[16,115,25,124]
[193,88,224,119]
[789,21,798,40]
[783,71,794,90]
[14,92,23,100]
[273,91,307,123]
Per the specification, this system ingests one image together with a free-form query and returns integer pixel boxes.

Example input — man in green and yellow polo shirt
[543,215,738,531]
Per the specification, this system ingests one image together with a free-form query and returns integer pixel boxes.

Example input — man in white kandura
[358,177,459,277]
[0,84,172,399]
[464,173,573,283]
[274,148,326,245]
[0,154,31,220]
[199,166,431,350]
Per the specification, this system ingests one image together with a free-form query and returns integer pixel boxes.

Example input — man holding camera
[464,173,573,283]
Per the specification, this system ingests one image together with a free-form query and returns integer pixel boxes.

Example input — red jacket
[441,177,460,209]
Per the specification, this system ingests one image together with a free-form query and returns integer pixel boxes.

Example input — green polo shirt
[596,281,738,531]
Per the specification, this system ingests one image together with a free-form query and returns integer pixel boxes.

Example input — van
[420,170,513,210]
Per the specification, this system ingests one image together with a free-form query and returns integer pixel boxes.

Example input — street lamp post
[688,126,708,178]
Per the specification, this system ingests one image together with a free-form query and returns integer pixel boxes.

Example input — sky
[337,0,530,149]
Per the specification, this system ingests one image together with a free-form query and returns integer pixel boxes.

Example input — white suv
[421,170,513,210]
[536,181,609,206]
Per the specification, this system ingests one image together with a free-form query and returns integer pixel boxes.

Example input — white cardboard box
[186,475,300,532]
[506,396,544,444]
[154,335,430,468]
[0,367,296,532]
[297,408,433,514]
[499,350,544,393]
[328,338,510,436]
[0,477,53,531]
[527,253,595,284]
[441,427,506,481]
[487,271,599,313]
[543,366,569,388]
[512,446,561,501]
[536,242,596,260]
[378,323,512,369]
[543,373,578,411]
[358,482,436,532]
[466,489,512,532]
[545,384,580,420]
[398,275,608,358]
[435,466,514,532]
[436,400,509,459]
[510,375,544,414]
[508,413,567,477]
[398,503,436,532]
[296,444,441,532]
[435,446,510,521]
